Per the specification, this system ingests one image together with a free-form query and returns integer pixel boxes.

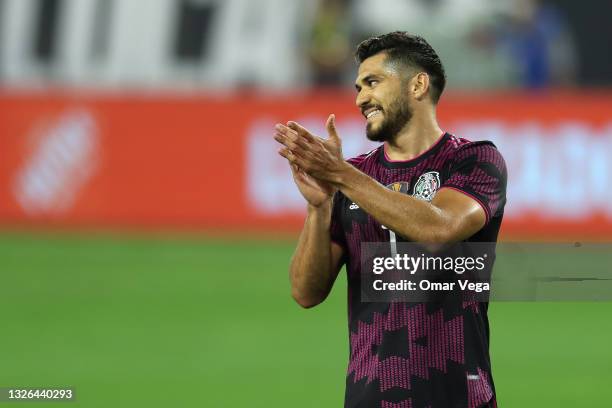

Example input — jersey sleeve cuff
[438,186,491,224]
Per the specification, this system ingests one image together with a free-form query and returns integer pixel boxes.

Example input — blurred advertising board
[0,91,610,238]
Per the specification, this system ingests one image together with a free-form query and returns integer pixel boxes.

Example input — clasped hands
[273,114,348,186]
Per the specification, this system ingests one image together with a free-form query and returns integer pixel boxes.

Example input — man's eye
[369,80,378,86]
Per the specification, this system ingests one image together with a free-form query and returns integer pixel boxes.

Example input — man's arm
[335,165,486,243]
[290,201,345,308]
[274,116,488,243]
[272,116,346,308]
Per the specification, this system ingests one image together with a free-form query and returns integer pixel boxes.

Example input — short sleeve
[441,142,507,223]
[329,191,347,248]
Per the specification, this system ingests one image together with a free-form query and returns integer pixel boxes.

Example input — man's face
[355,52,413,142]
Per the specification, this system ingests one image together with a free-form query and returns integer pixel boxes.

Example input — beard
[366,95,413,142]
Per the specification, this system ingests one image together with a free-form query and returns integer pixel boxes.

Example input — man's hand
[288,163,336,207]
[274,114,348,185]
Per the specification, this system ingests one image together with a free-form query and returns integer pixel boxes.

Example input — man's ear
[412,72,430,101]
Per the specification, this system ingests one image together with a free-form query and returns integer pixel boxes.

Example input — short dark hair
[355,32,446,103]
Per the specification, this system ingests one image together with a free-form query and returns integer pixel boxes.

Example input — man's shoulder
[448,133,499,153]
[447,133,497,151]
[446,134,505,164]
[346,145,382,167]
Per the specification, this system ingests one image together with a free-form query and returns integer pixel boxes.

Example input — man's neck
[384,111,443,161]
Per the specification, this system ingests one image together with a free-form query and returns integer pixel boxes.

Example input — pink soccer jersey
[330,132,507,408]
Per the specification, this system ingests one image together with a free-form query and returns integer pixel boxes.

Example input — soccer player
[274,32,506,408]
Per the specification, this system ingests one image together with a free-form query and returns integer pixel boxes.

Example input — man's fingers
[287,121,317,144]
[289,163,309,184]
[278,148,298,166]
[278,147,306,167]
[275,123,298,138]
[326,114,341,144]
[279,147,299,159]
[275,124,312,150]
[275,125,321,163]
[274,131,301,152]
[288,162,305,179]
[274,124,297,145]
[278,139,313,162]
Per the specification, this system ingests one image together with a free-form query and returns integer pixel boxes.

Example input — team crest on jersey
[413,171,440,201]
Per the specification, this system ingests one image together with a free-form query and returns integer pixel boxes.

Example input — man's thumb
[326,114,340,143]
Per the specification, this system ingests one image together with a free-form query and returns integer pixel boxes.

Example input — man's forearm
[334,163,450,242]
[290,201,336,307]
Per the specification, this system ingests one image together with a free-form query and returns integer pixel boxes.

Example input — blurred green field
[0,231,610,407]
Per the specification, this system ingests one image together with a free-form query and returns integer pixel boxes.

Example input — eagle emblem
[413,171,440,201]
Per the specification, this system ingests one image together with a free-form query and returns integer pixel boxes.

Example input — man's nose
[356,91,370,109]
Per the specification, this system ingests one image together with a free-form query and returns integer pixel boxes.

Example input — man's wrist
[331,161,355,188]
[307,199,333,215]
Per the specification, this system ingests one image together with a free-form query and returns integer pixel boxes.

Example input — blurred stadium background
[0,0,611,407]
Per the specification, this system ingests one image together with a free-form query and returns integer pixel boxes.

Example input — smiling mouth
[364,108,383,120]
